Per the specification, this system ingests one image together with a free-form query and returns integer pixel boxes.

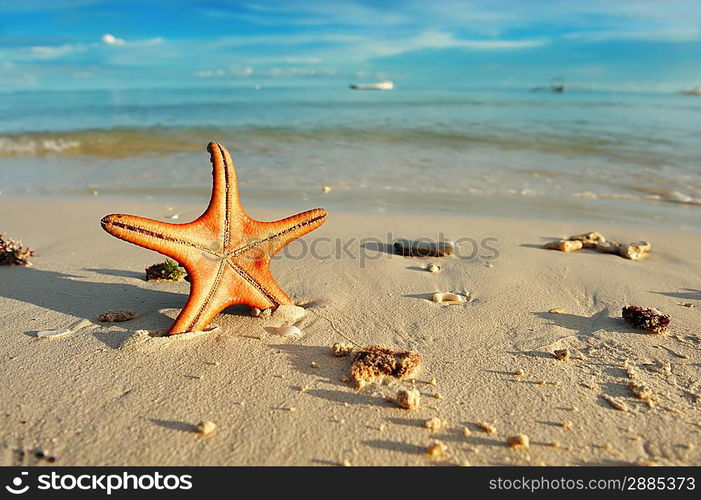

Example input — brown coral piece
[622,306,669,334]
[594,241,621,254]
[553,349,570,361]
[97,310,136,322]
[350,345,420,389]
[569,231,605,248]
[619,241,651,261]
[0,233,34,266]
[543,239,583,252]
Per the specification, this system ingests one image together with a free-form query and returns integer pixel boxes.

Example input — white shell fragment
[275,325,301,337]
[37,328,71,339]
[427,263,441,273]
[432,292,467,304]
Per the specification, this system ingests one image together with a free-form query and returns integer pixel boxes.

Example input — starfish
[101,142,328,334]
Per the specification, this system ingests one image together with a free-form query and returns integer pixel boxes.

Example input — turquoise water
[1,85,700,228]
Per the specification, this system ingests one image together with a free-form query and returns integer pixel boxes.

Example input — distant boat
[350,80,394,91]
[681,86,701,96]
[550,83,565,93]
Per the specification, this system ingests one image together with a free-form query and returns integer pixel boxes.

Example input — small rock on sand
[249,308,272,318]
[432,292,467,304]
[553,349,570,361]
[97,310,136,322]
[426,263,441,273]
[196,421,216,436]
[477,422,496,435]
[424,417,446,431]
[426,441,448,459]
[543,240,583,252]
[395,388,420,410]
[507,434,530,449]
[331,342,354,357]
[394,238,454,257]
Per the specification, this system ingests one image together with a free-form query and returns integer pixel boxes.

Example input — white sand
[1,197,700,465]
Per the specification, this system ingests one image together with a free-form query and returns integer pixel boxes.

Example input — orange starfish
[101,142,328,334]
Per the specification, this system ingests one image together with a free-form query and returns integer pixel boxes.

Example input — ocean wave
[0,125,663,163]
[0,129,207,157]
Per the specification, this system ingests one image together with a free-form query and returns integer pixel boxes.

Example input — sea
[1,85,700,229]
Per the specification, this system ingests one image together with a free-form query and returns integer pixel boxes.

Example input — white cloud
[28,43,86,60]
[194,66,254,78]
[285,56,322,64]
[102,33,125,46]
[230,66,253,77]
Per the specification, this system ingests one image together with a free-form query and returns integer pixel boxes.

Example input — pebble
[553,349,570,361]
[507,434,530,449]
[394,238,454,257]
[196,421,216,436]
[432,292,467,304]
[425,417,446,431]
[426,263,441,273]
[426,441,448,459]
[331,342,354,357]
[477,422,496,435]
[321,185,332,194]
[395,388,421,410]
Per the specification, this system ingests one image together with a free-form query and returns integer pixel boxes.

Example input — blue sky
[0,0,700,91]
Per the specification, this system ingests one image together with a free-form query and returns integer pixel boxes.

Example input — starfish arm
[100,213,214,261]
[169,260,229,334]
[170,261,278,333]
[226,258,293,308]
[237,208,328,258]
[198,142,245,241]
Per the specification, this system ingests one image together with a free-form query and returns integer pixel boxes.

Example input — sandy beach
[1,196,699,466]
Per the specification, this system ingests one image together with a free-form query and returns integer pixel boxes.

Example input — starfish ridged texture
[101,142,328,334]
